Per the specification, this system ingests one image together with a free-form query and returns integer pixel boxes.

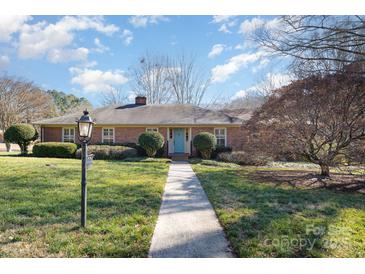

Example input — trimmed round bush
[193,132,216,159]
[4,124,38,155]
[75,145,137,160]
[33,142,77,158]
[138,132,164,157]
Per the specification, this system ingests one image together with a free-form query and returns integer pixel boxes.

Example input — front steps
[169,153,189,161]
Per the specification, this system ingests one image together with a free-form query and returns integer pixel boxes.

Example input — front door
[173,128,185,153]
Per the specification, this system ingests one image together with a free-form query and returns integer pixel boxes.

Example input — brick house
[34,96,249,157]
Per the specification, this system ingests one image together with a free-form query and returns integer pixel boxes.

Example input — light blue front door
[173,128,185,153]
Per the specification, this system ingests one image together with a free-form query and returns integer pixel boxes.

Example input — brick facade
[41,125,245,156]
[191,126,246,155]
[42,127,63,142]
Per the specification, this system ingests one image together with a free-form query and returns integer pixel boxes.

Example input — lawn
[191,161,365,258]
[0,155,169,257]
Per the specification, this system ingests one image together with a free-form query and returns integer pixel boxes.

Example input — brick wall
[42,127,63,142]
[42,125,246,155]
[190,126,245,155]
[115,127,145,143]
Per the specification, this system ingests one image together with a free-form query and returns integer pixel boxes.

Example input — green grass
[192,163,365,258]
[0,156,169,257]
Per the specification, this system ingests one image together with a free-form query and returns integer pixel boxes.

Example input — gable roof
[33,104,245,126]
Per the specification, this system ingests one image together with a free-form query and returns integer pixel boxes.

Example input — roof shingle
[33,104,245,126]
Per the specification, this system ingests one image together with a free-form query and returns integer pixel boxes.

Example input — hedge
[95,142,166,157]
[33,142,78,158]
[75,145,137,160]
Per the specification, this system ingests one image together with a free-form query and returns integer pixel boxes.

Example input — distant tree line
[46,89,92,115]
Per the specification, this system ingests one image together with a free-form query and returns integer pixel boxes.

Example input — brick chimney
[135,96,147,105]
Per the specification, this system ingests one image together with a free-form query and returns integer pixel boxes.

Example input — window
[102,128,114,144]
[63,128,75,143]
[146,128,158,132]
[214,128,226,147]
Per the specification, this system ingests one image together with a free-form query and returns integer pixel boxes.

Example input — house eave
[35,123,243,128]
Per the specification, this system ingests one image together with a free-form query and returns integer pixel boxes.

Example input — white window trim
[214,127,227,147]
[62,127,75,143]
[102,127,115,144]
[146,127,159,132]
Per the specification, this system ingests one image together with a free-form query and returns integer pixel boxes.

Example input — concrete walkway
[149,161,233,258]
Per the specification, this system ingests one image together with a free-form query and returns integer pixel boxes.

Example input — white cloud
[128,16,169,28]
[232,89,249,98]
[232,72,294,99]
[121,29,133,45]
[252,58,270,73]
[47,47,89,63]
[218,24,231,34]
[211,51,266,83]
[0,15,31,42]
[18,16,119,59]
[211,16,236,24]
[70,67,128,92]
[82,60,98,68]
[239,17,282,35]
[0,55,10,70]
[208,44,225,59]
[239,17,265,34]
[94,37,109,53]
[212,15,238,34]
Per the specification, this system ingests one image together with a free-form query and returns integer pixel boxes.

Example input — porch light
[77,110,94,142]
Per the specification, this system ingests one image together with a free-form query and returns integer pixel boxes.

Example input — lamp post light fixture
[76,109,94,228]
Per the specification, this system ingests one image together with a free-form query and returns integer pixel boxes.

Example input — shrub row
[33,142,77,158]
[95,141,166,157]
[75,145,137,160]
[217,151,270,166]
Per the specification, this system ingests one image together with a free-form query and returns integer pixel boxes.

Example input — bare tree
[130,53,172,104]
[130,52,210,106]
[0,75,56,151]
[100,88,128,106]
[167,54,210,106]
[249,66,365,176]
[226,72,293,111]
[228,94,267,110]
[252,16,365,76]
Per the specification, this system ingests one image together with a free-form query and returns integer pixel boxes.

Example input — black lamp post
[76,109,94,228]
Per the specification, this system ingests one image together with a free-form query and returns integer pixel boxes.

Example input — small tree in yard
[193,132,217,159]
[250,67,365,177]
[4,124,38,155]
[138,132,164,157]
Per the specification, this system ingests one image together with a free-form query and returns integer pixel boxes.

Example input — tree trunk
[5,142,11,152]
[19,143,27,155]
[320,164,330,177]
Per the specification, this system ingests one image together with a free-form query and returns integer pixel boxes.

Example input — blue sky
[0,15,291,106]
